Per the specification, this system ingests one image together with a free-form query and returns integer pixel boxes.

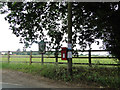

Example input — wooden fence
[1,50,120,66]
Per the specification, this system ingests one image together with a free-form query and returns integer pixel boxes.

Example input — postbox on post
[61,47,67,60]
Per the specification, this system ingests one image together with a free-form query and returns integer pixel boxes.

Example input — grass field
[1,62,120,88]
[1,55,120,88]
[1,55,118,65]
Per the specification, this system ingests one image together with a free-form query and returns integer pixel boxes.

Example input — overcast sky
[0,14,39,51]
[0,13,109,55]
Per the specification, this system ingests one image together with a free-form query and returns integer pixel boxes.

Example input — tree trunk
[67,2,72,76]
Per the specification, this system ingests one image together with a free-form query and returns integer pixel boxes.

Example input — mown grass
[1,55,118,65]
[1,55,119,88]
[1,62,120,88]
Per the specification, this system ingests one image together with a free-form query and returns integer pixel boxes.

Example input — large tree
[82,2,120,61]
[2,2,66,50]
[1,2,120,62]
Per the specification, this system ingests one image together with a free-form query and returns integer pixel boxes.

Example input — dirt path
[2,69,101,88]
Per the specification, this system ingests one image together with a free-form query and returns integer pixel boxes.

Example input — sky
[0,14,39,51]
[0,13,109,55]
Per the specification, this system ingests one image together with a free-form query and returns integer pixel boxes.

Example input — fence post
[8,51,10,63]
[55,52,58,65]
[30,51,32,65]
[88,49,92,67]
[41,53,44,65]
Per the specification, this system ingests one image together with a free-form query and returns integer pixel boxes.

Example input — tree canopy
[1,2,120,61]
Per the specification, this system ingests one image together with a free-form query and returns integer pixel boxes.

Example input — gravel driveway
[1,69,100,89]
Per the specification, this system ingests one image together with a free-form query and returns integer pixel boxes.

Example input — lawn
[1,62,120,88]
[1,55,118,65]
[1,54,120,88]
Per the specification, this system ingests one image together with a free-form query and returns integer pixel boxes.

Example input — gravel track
[1,69,101,88]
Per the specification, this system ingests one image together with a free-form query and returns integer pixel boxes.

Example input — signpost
[67,43,72,59]
[38,40,46,54]
[68,43,72,50]
[67,51,72,59]
[38,40,46,64]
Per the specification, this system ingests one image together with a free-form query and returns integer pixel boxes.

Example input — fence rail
[1,50,120,66]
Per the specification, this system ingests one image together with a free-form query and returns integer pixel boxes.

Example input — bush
[1,62,120,88]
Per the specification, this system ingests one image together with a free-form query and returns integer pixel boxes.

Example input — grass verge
[1,62,120,88]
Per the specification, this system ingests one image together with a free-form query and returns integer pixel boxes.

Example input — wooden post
[30,51,32,65]
[89,49,92,67]
[41,53,44,65]
[56,56,58,64]
[55,52,58,65]
[67,2,72,76]
[55,48,58,65]
[8,51,10,63]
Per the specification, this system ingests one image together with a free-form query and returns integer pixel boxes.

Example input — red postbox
[61,47,67,60]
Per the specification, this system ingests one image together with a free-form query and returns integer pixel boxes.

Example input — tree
[2,2,66,53]
[1,2,120,62]
[98,3,120,61]
[67,2,72,75]
[82,2,120,61]
[16,48,21,55]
